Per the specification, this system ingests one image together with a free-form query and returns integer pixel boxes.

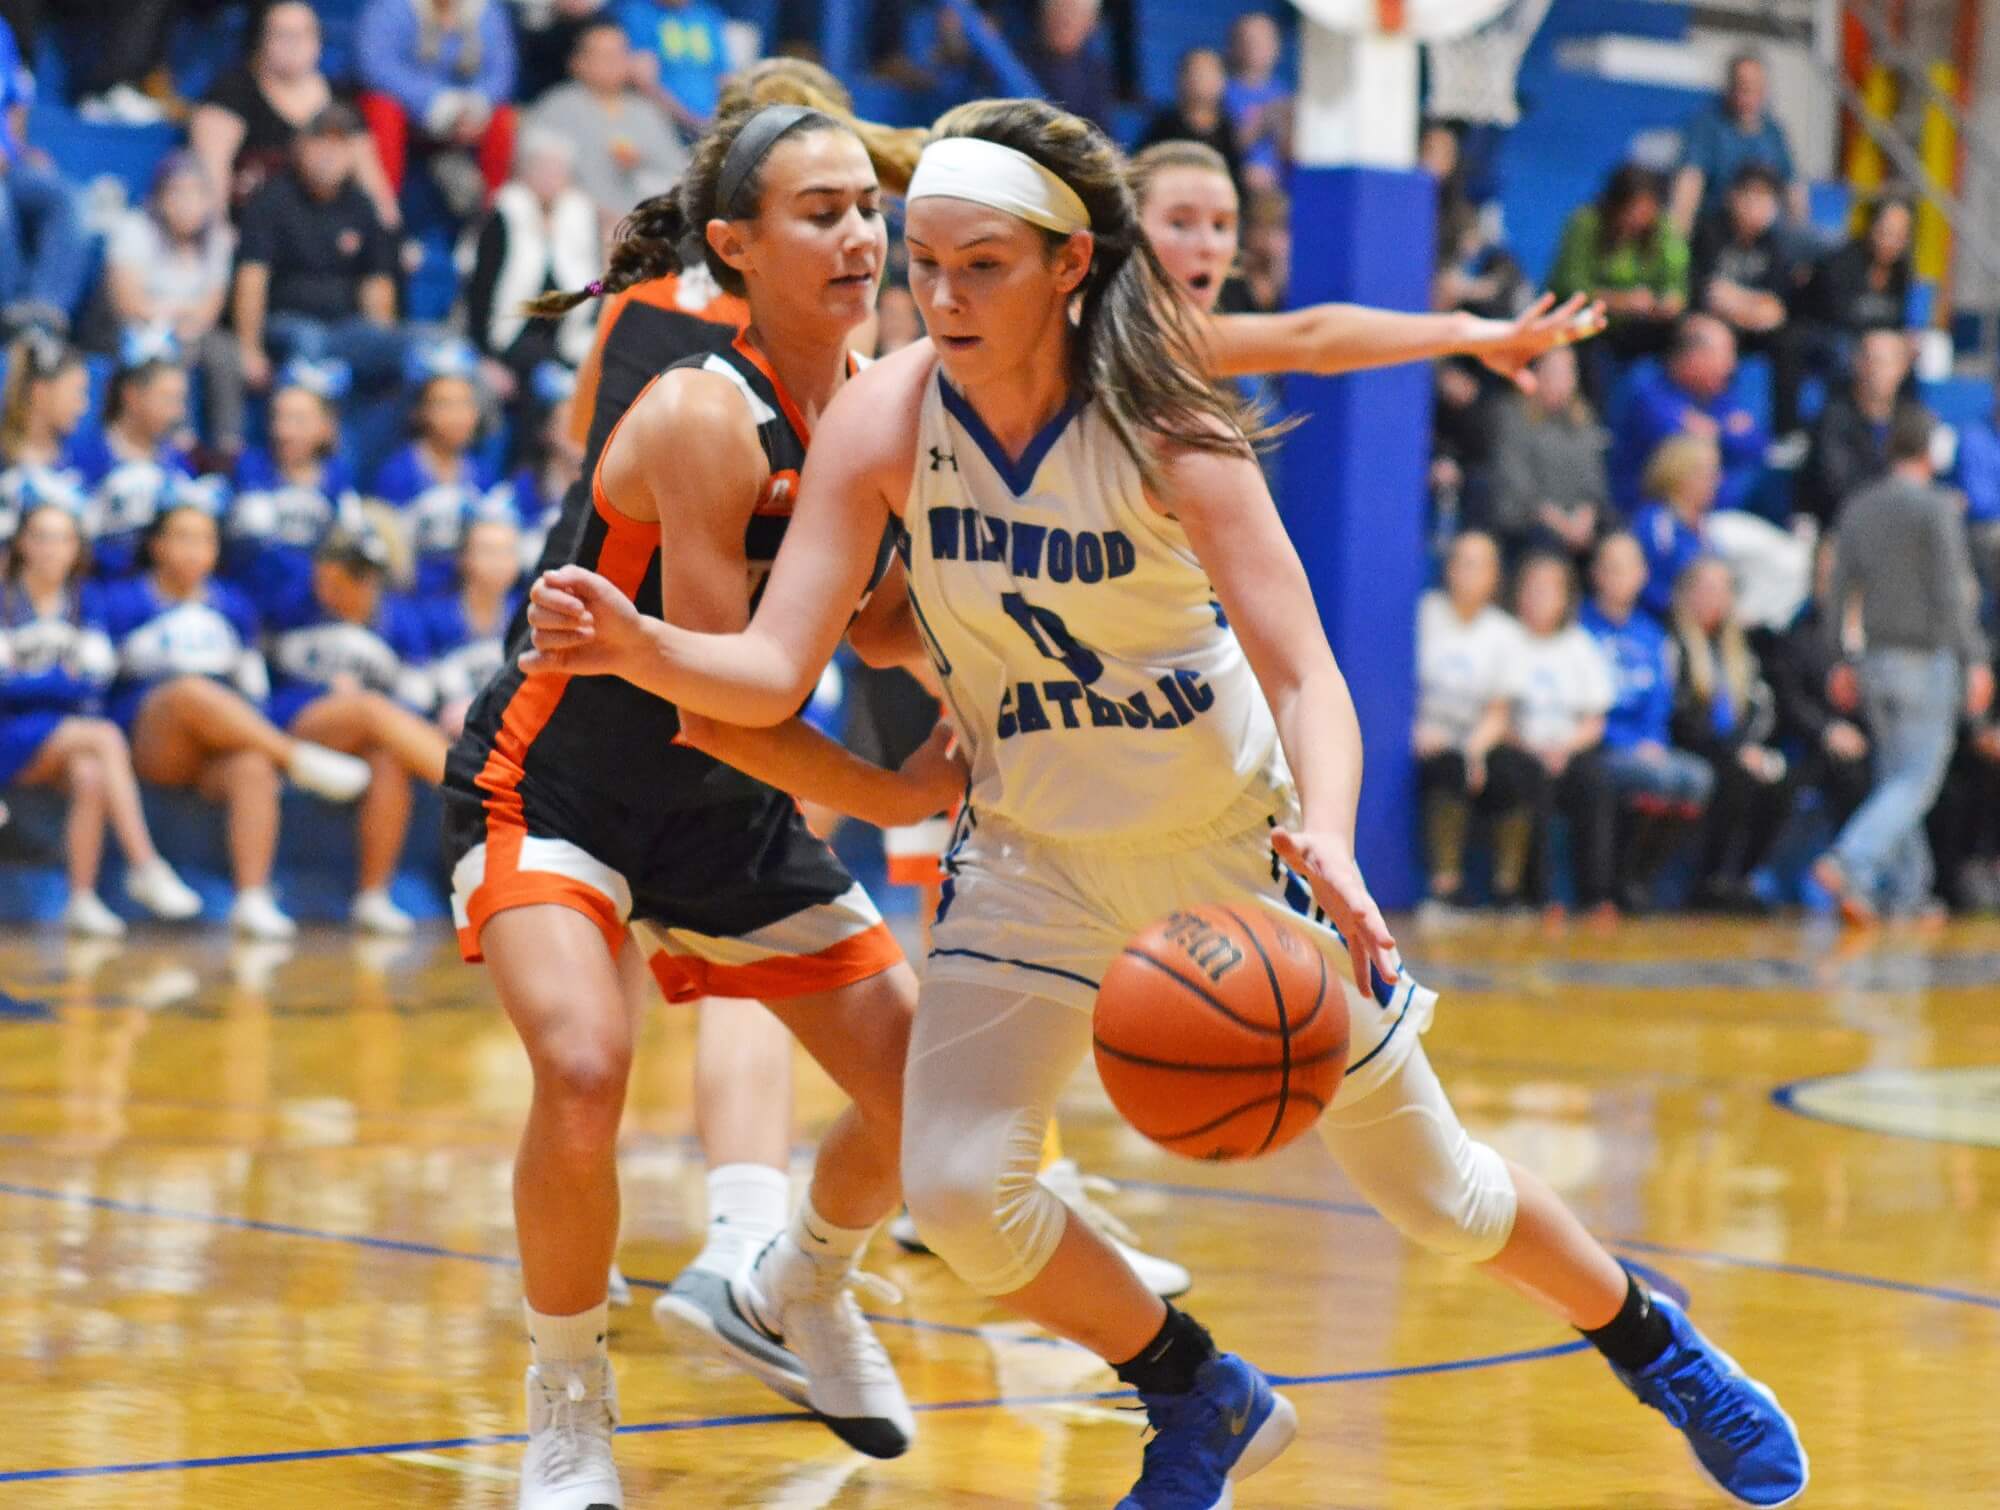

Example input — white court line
[388,1450,520,1482]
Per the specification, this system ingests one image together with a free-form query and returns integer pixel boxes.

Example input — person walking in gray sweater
[1814,404,1995,922]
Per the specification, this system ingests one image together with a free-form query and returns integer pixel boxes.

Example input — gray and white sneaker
[652,1265,811,1405]
[519,1358,621,1510]
[732,1235,914,1458]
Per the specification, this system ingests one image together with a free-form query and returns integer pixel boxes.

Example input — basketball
[1093,904,1349,1162]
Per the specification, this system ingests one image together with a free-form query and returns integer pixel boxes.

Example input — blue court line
[0,1342,1588,1485]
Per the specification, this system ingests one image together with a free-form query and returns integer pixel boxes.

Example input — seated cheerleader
[371,344,497,597]
[225,359,366,627]
[266,527,451,934]
[487,364,584,577]
[100,491,374,940]
[1,498,203,935]
[0,332,93,555]
[72,332,206,581]
[424,513,522,740]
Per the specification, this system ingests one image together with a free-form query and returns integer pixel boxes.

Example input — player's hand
[888,719,968,826]
[1467,293,1607,392]
[1269,828,1399,999]
[521,566,648,678]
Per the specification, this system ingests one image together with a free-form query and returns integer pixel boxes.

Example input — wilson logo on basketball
[1161,910,1244,983]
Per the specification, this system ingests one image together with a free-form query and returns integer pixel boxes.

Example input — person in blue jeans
[1814,407,1995,923]
[1580,532,1713,910]
[0,16,88,334]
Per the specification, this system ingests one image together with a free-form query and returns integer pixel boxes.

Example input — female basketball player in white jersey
[526,102,1806,1508]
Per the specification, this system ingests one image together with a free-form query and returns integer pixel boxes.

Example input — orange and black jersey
[446,335,893,840]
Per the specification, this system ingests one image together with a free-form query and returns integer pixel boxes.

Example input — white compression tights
[901,979,1519,1297]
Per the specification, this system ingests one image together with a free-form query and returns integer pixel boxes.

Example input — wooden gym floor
[2,914,1998,1507]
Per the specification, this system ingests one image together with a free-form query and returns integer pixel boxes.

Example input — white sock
[790,1193,876,1267]
[690,1163,789,1275]
[524,1299,609,1367]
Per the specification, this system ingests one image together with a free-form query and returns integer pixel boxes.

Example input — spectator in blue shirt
[1671,52,1806,235]
[0,499,203,935]
[1580,530,1713,909]
[1609,313,1768,515]
[356,0,519,217]
[1630,433,1722,623]
[1225,10,1289,191]
[0,17,88,335]
[1951,377,2000,613]
[618,0,729,133]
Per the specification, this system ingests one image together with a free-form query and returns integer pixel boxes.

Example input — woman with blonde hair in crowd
[1669,555,1794,912]
[0,332,91,551]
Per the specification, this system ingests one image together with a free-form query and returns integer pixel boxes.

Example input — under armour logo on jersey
[929,447,957,473]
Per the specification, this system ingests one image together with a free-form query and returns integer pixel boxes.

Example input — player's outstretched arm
[1154,435,1399,996]
[1201,291,1604,389]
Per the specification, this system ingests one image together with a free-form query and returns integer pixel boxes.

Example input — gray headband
[717,104,830,218]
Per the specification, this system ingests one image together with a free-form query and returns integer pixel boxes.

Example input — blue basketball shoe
[1611,1295,1807,1505]
[1116,1353,1296,1510]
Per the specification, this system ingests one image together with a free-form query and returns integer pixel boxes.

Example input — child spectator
[1630,434,1721,622]
[264,528,450,934]
[525,20,686,233]
[225,360,366,628]
[1,500,202,934]
[101,495,372,939]
[356,0,520,216]
[1580,531,1711,909]
[1414,531,1537,908]
[99,154,244,465]
[1504,552,1618,918]
[1486,345,1610,563]
[1669,555,1793,912]
[426,513,523,738]
[0,331,90,548]
[1224,10,1289,191]
[0,14,87,337]
[373,347,501,595]
[617,0,729,134]
[68,338,203,582]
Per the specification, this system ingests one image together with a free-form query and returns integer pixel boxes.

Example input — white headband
[906,137,1092,236]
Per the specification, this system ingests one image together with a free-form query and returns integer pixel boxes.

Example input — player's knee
[1377,1138,1517,1264]
[527,1027,632,1141]
[903,1128,1059,1296]
[67,751,105,799]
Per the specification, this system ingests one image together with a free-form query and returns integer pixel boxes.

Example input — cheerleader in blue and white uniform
[265,526,451,934]
[1,499,202,935]
[423,512,522,740]
[101,492,373,939]
[225,360,366,628]
[0,331,92,558]
[371,344,498,596]
[68,333,201,581]
[486,365,585,577]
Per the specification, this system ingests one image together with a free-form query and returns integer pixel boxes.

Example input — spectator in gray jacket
[525,19,685,235]
[1814,405,1995,923]
[1486,346,1611,564]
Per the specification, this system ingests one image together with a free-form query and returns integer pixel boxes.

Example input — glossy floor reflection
[2,917,1998,1506]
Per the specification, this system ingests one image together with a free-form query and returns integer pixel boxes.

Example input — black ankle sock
[1580,1269,1673,1372]
[1113,1306,1218,1395]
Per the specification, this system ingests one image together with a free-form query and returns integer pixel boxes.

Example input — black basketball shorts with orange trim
[440,766,905,1004]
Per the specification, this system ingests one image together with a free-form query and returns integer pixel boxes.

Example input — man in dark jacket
[1795,327,1920,528]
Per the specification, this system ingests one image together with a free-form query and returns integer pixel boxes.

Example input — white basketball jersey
[902,370,1285,844]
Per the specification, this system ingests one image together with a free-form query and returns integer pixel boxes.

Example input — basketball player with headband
[527,103,1806,1508]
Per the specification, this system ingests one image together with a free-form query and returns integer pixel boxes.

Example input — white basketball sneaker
[731,1235,914,1458]
[519,1358,622,1510]
[285,741,372,802]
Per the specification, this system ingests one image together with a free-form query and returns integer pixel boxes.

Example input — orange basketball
[1093,904,1348,1161]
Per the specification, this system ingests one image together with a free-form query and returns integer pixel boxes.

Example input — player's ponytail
[928,99,1275,487]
